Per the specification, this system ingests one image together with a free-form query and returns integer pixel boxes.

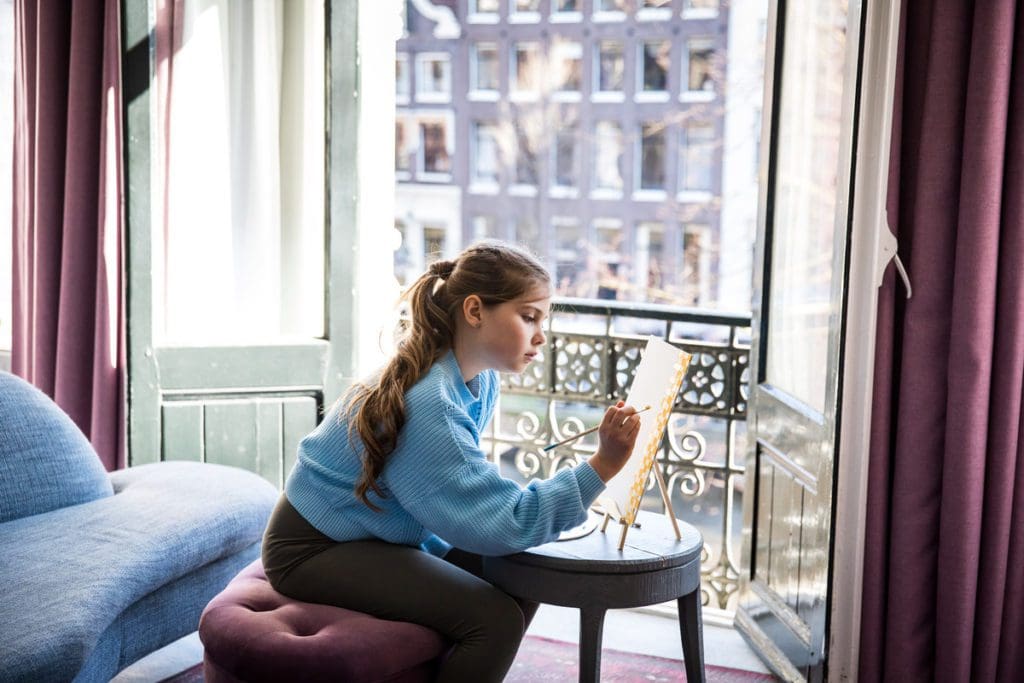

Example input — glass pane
[513,43,541,92]
[681,122,715,191]
[640,123,666,190]
[472,122,500,183]
[421,120,452,174]
[473,43,499,91]
[0,0,12,351]
[596,41,624,92]
[158,2,325,344]
[765,0,849,413]
[592,121,624,192]
[553,125,577,188]
[687,39,716,92]
[642,41,670,91]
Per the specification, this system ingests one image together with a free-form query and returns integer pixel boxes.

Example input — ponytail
[344,241,550,510]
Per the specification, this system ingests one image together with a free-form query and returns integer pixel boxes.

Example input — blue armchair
[0,371,278,682]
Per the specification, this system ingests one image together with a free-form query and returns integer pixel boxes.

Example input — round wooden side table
[482,509,705,682]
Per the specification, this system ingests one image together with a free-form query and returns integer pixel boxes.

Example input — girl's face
[472,283,552,375]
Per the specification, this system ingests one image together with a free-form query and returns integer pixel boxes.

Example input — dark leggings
[261,495,538,683]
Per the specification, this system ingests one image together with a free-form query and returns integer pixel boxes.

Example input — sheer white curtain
[156,0,324,344]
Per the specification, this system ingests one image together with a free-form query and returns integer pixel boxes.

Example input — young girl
[262,241,642,682]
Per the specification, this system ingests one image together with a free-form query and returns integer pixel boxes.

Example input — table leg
[578,607,606,683]
[677,590,706,682]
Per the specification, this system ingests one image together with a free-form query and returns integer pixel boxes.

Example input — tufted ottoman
[199,559,449,682]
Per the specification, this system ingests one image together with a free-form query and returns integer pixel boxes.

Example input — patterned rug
[164,635,775,682]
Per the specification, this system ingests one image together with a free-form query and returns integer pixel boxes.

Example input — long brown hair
[345,240,550,510]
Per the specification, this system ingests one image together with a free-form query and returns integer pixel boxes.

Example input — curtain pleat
[11,0,125,470]
[861,2,1024,680]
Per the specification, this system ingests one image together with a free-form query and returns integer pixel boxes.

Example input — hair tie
[429,259,456,279]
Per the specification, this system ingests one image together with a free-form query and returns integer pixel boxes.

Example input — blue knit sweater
[285,350,606,557]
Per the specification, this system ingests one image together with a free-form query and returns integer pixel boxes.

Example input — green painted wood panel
[161,402,203,461]
[203,401,258,471]
[283,397,318,479]
[256,401,284,487]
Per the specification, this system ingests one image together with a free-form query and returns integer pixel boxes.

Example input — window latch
[876,210,912,298]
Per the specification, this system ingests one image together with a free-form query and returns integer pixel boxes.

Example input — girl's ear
[462,295,484,328]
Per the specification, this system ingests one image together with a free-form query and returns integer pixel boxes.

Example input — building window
[419,119,452,176]
[552,0,581,21]
[469,0,499,23]
[683,0,719,17]
[511,0,541,22]
[638,123,667,192]
[636,221,669,302]
[685,38,716,93]
[679,226,708,305]
[553,218,583,295]
[594,0,628,19]
[680,122,715,193]
[472,215,498,240]
[552,124,578,194]
[395,119,411,175]
[551,40,582,96]
[396,53,409,103]
[424,225,448,264]
[514,119,540,187]
[394,220,414,286]
[592,121,624,196]
[515,216,543,257]
[472,121,501,187]
[415,53,451,103]
[593,219,626,300]
[640,40,670,94]
[637,0,672,21]
[471,42,500,95]
[511,42,542,99]
[595,40,625,97]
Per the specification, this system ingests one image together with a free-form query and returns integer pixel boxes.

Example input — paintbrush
[541,405,652,452]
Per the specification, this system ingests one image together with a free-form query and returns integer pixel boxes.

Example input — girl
[262,241,642,682]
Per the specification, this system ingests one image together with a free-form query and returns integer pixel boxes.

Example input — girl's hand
[590,401,643,483]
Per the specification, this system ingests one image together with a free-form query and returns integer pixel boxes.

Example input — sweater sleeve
[388,404,606,556]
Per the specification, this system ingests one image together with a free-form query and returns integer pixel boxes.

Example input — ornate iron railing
[480,297,751,619]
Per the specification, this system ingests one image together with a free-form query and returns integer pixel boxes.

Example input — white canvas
[599,336,691,524]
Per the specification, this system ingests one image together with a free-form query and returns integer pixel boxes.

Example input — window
[636,221,669,302]
[640,40,670,94]
[552,124,578,194]
[393,220,415,286]
[553,218,583,295]
[638,123,667,192]
[515,216,543,257]
[472,215,498,240]
[471,42,499,95]
[552,0,581,21]
[469,0,499,22]
[594,0,628,18]
[680,122,715,193]
[514,120,540,187]
[593,219,626,300]
[511,0,541,22]
[592,121,624,195]
[395,119,411,175]
[396,54,409,103]
[551,40,582,96]
[471,121,501,187]
[638,0,672,21]
[511,42,541,99]
[685,39,716,94]
[423,225,448,264]
[678,226,708,305]
[684,0,719,17]
[415,53,451,102]
[595,40,625,97]
[419,118,452,176]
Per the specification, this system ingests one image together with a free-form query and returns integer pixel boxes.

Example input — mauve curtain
[860,1,1024,681]
[11,0,125,470]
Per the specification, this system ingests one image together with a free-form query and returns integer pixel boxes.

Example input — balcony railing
[481,297,751,620]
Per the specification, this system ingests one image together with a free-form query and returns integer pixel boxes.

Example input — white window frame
[590,120,625,199]
[510,42,542,102]
[633,123,668,200]
[470,121,501,194]
[592,40,626,103]
[551,0,582,23]
[415,111,455,182]
[468,0,500,24]
[636,0,672,22]
[414,52,452,103]
[682,0,719,20]
[510,0,542,24]
[680,38,717,103]
[396,53,410,105]
[635,40,671,103]
[469,42,500,102]
[592,0,627,23]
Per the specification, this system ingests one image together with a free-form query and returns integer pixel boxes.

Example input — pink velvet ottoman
[198,559,449,682]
